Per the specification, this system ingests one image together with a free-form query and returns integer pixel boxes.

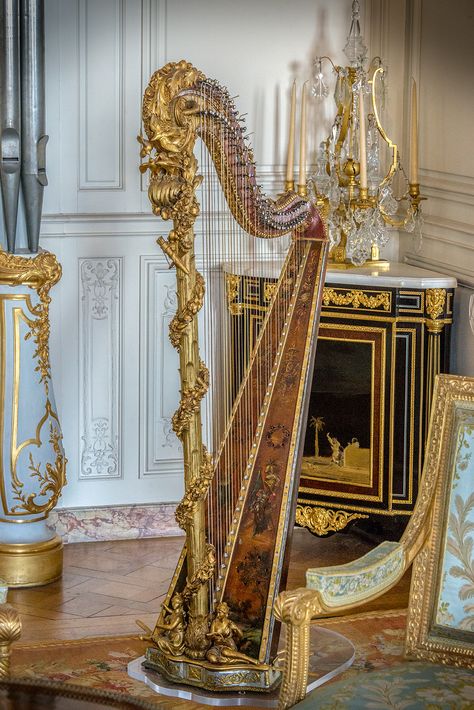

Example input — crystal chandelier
[309,0,424,266]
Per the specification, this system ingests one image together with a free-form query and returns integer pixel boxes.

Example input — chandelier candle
[285,80,296,191]
[410,77,418,185]
[298,81,307,196]
[358,87,367,191]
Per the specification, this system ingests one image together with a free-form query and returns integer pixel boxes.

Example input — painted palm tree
[309,416,325,457]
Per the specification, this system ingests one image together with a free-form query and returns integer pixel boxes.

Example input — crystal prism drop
[343,0,368,66]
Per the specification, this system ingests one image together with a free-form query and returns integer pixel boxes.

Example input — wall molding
[41,213,165,239]
[421,169,474,207]
[404,253,474,290]
[79,0,125,190]
[139,257,182,477]
[48,502,181,543]
[141,0,167,93]
[422,215,474,244]
[140,0,167,192]
[79,258,123,479]
[41,161,289,237]
[400,0,474,298]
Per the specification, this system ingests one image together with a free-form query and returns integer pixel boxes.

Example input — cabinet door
[298,322,391,516]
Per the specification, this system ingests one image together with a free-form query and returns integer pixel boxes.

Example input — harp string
[193,79,308,598]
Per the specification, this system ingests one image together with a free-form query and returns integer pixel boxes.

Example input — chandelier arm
[369,56,384,72]
[318,55,338,73]
[370,66,398,187]
[334,107,350,186]
[334,67,358,187]
[378,203,414,228]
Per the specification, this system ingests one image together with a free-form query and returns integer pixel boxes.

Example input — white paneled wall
[396,0,474,373]
[39,0,474,516]
[41,0,359,509]
[139,256,183,478]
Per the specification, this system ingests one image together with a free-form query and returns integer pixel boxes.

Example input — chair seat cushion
[293,662,474,709]
[306,540,404,607]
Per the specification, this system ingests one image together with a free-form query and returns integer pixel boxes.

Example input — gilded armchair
[275,374,474,709]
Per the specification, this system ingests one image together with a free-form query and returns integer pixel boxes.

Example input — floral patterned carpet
[10,609,471,709]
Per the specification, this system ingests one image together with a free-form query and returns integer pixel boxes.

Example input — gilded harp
[139,61,328,692]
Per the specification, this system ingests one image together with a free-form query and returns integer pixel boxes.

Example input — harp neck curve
[140,60,315,242]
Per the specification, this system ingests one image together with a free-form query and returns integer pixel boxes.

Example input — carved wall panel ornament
[79,258,121,479]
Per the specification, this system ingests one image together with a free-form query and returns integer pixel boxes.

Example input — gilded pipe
[20,0,48,254]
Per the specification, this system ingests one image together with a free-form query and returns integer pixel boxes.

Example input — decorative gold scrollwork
[11,421,67,516]
[264,282,277,302]
[172,361,209,439]
[175,447,214,530]
[169,272,206,349]
[225,273,242,315]
[274,587,325,709]
[182,542,216,603]
[295,504,368,536]
[139,60,204,255]
[0,250,62,394]
[0,250,61,293]
[425,288,446,321]
[213,671,261,686]
[323,287,390,311]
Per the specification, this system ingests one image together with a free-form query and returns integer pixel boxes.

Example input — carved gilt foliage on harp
[175,447,213,530]
[139,60,204,241]
[139,61,215,618]
[172,360,209,440]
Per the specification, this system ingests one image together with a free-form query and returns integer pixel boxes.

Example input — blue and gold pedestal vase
[0,250,66,587]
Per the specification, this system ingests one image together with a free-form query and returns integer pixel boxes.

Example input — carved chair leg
[278,616,311,710]
[274,589,323,710]
[0,603,22,678]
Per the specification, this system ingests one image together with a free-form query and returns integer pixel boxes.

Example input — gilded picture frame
[406,374,474,668]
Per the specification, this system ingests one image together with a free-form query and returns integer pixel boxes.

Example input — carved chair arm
[306,540,405,608]
[275,541,406,709]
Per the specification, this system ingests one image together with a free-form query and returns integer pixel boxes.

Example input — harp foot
[143,646,281,693]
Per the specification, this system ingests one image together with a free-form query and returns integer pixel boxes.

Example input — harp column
[139,62,214,630]
[174,248,209,620]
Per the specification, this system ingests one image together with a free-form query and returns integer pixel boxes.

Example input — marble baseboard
[47,503,182,544]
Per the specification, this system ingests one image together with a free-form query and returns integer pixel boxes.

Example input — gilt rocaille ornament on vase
[0,0,66,586]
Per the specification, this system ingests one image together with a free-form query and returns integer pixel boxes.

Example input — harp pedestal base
[142,646,280,693]
[128,626,355,707]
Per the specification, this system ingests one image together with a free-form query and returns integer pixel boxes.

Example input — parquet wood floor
[9,527,410,642]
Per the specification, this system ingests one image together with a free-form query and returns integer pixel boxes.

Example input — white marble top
[223,261,457,289]
[326,262,457,289]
